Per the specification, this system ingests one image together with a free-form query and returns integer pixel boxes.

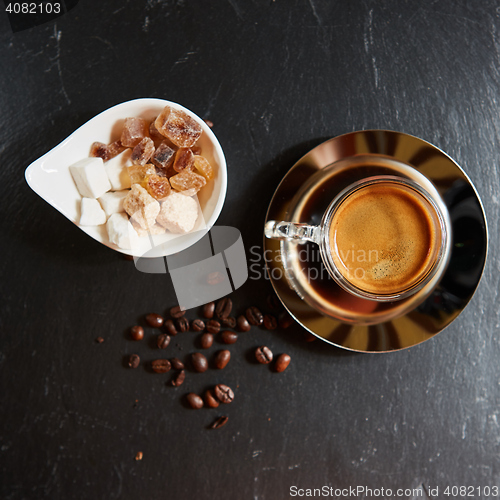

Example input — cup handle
[264,220,322,244]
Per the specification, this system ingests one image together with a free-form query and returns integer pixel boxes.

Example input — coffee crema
[328,182,439,295]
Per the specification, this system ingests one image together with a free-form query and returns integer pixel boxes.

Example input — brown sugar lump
[143,174,171,200]
[120,118,148,148]
[131,137,155,166]
[131,220,166,237]
[193,155,214,180]
[128,164,156,185]
[169,170,206,196]
[173,147,195,173]
[123,184,160,229]
[150,142,175,170]
[90,141,126,162]
[149,119,165,143]
[156,192,199,233]
[155,106,202,148]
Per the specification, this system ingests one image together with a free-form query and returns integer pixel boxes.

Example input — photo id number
[5,3,61,14]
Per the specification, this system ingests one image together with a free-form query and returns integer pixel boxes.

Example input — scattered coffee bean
[237,315,251,332]
[216,298,233,320]
[191,352,208,372]
[176,317,189,333]
[206,319,221,334]
[151,359,171,373]
[202,302,215,319]
[170,306,186,318]
[145,313,164,328]
[96,336,104,343]
[278,312,294,329]
[157,333,171,349]
[214,384,234,404]
[204,389,220,408]
[170,358,184,370]
[135,451,143,460]
[128,354,140,369]
[130,326,144,341]
[200,333,214,349]
[246,307,263,326]
[263,314,277,330]
[255,346,273,364]
[204,119,214,128]
[221,316,236,328]
[191,319,205,332]
[210,416,229,429]
[275,354,291,372]
[171,369,185,386]
[207,271,225,285]
[214,350,231,369]
[221,330,238,344]
[163,320,178,337]
[267,294,281,310]
[186,393,204,409]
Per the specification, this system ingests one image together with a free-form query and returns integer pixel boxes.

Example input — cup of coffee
[265,175,451,303]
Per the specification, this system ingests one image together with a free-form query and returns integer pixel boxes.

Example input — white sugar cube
[69,157,111,198]
[104,149,132,191]
[156,192,199,233]
[80,197,107,226]
[99,190,128,218]
[106,213,139,249]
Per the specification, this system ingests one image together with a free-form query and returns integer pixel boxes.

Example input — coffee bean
[164,319,178,336]
[210,416,229,429]
[151,359,171,373]
[263,314,277,330]
[216,298,232,320]
[267,294,281,310]
[202,302,215,319]
[207,271,225,285]
[170,306,186,318]
[191,319,205,332]
[204,119,214,128]
[157,333,171,349]
[278,312,294,329]
[214,350,231,369]
[200,333,214,349]
[221,330,238,344]
[237,315,251,332]
[221,316,236,328]
[128,354,140,369]
[186,393,204,409]
[191,352,208,372]
[145,313,164,328]
[255,346,273,364]
[246,307,263,326]
[176,317,189,333]
[214,384,234,404]
[171,369,185,386]
[206,320,221,334]
[204,389,220,408]
[170,358,184,370]
[275,353,291,372]
[130,326,144,341]
[96,337,104,343]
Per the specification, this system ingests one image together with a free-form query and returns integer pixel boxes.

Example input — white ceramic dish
[25,98,227,258]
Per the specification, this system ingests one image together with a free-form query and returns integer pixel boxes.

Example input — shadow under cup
[321,176,450,302]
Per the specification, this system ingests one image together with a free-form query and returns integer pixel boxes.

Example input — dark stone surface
[1,1,499,498]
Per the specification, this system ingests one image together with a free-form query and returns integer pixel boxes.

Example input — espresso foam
[329,183,438,295]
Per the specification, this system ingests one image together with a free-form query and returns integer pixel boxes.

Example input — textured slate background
[1,1,499,498]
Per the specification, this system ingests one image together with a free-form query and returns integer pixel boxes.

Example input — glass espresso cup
[265,175,450,302]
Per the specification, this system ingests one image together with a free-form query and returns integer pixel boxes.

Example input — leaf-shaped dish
[25,98,227,258]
